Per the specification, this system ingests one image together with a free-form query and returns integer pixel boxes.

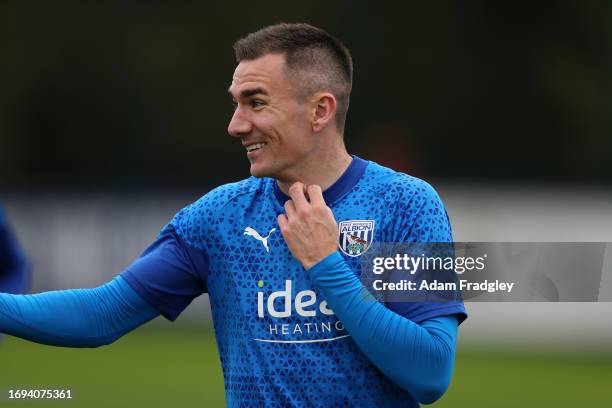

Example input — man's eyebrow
[228,87,269,99]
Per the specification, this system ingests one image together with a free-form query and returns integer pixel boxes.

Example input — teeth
[246,142,266,152]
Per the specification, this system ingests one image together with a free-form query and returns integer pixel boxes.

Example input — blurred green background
[1,1,612,189]
[1,1,612,407]
[1,325,611,407]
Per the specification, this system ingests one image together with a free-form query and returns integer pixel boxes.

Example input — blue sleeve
[0,205,29,295]
[308,252,459,404]
[0,275,159,348]
[387,180,467,324]
[121,226,208,321]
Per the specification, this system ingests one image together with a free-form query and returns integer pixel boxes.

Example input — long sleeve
[0,275,159,348]
[308,251,458,404]
[0,206,29,294]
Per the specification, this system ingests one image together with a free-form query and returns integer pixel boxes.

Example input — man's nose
[228,108,252,138]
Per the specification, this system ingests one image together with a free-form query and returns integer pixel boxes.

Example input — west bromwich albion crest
[338,220,375,257]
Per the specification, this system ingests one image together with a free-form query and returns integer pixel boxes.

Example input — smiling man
[228,49,352,190]
[0,23,466,407]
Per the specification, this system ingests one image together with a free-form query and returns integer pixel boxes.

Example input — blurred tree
[1,1,611,189]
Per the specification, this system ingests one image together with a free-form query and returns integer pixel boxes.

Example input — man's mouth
[245,142,267,152]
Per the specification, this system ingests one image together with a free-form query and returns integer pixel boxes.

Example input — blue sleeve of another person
[121,226,209,321]
[0,205,29,295]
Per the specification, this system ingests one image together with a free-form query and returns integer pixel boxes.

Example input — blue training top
[122,157,467,407]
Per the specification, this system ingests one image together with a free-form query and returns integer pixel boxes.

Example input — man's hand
[277,182,339,270]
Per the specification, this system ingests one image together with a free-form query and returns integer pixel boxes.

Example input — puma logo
[244,227,277,253]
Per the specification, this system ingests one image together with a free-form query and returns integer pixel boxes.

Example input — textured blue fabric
[121,228,208,321]
[0,276,159,348]
[309,251,458,404]
[123,156,467,407]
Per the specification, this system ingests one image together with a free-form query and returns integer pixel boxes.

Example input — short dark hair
[233,23,353,133]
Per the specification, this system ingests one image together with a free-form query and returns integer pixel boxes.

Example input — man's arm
[0,275,159,348]
[307,251,457,404]
[0,206,208,348]
[278,182,460,404]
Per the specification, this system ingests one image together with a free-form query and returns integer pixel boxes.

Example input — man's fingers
[284,200,297,220]
[307,185,325,207]
[277,213,288,233]
[288,182,309,211]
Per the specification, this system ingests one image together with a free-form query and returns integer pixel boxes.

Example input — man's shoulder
[193,177,265,210]
[168,177,267,238]
[361,159,452,242]
[362,159,442,202]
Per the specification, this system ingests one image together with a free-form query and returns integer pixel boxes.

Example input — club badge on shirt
[338,220,375,257]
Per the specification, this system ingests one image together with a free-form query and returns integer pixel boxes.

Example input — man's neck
[276,149,352,196]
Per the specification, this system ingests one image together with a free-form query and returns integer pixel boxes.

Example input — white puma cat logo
[244,227,277,253]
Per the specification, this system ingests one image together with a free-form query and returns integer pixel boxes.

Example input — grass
[437,347,612,407]
[1,326,610,407]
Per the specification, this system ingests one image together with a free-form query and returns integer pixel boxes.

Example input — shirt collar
[273,156,369,207]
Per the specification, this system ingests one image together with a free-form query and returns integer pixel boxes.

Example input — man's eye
[231,101,238,110]
[251,100,265,108]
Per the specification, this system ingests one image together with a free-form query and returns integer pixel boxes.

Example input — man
[0,23,466,406]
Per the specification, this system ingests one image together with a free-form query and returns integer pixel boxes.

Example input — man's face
[228,53,314,180]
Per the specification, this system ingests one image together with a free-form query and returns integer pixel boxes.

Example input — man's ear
[311,92,337,132]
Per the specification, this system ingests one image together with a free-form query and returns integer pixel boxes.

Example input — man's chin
[249,164,272,179]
